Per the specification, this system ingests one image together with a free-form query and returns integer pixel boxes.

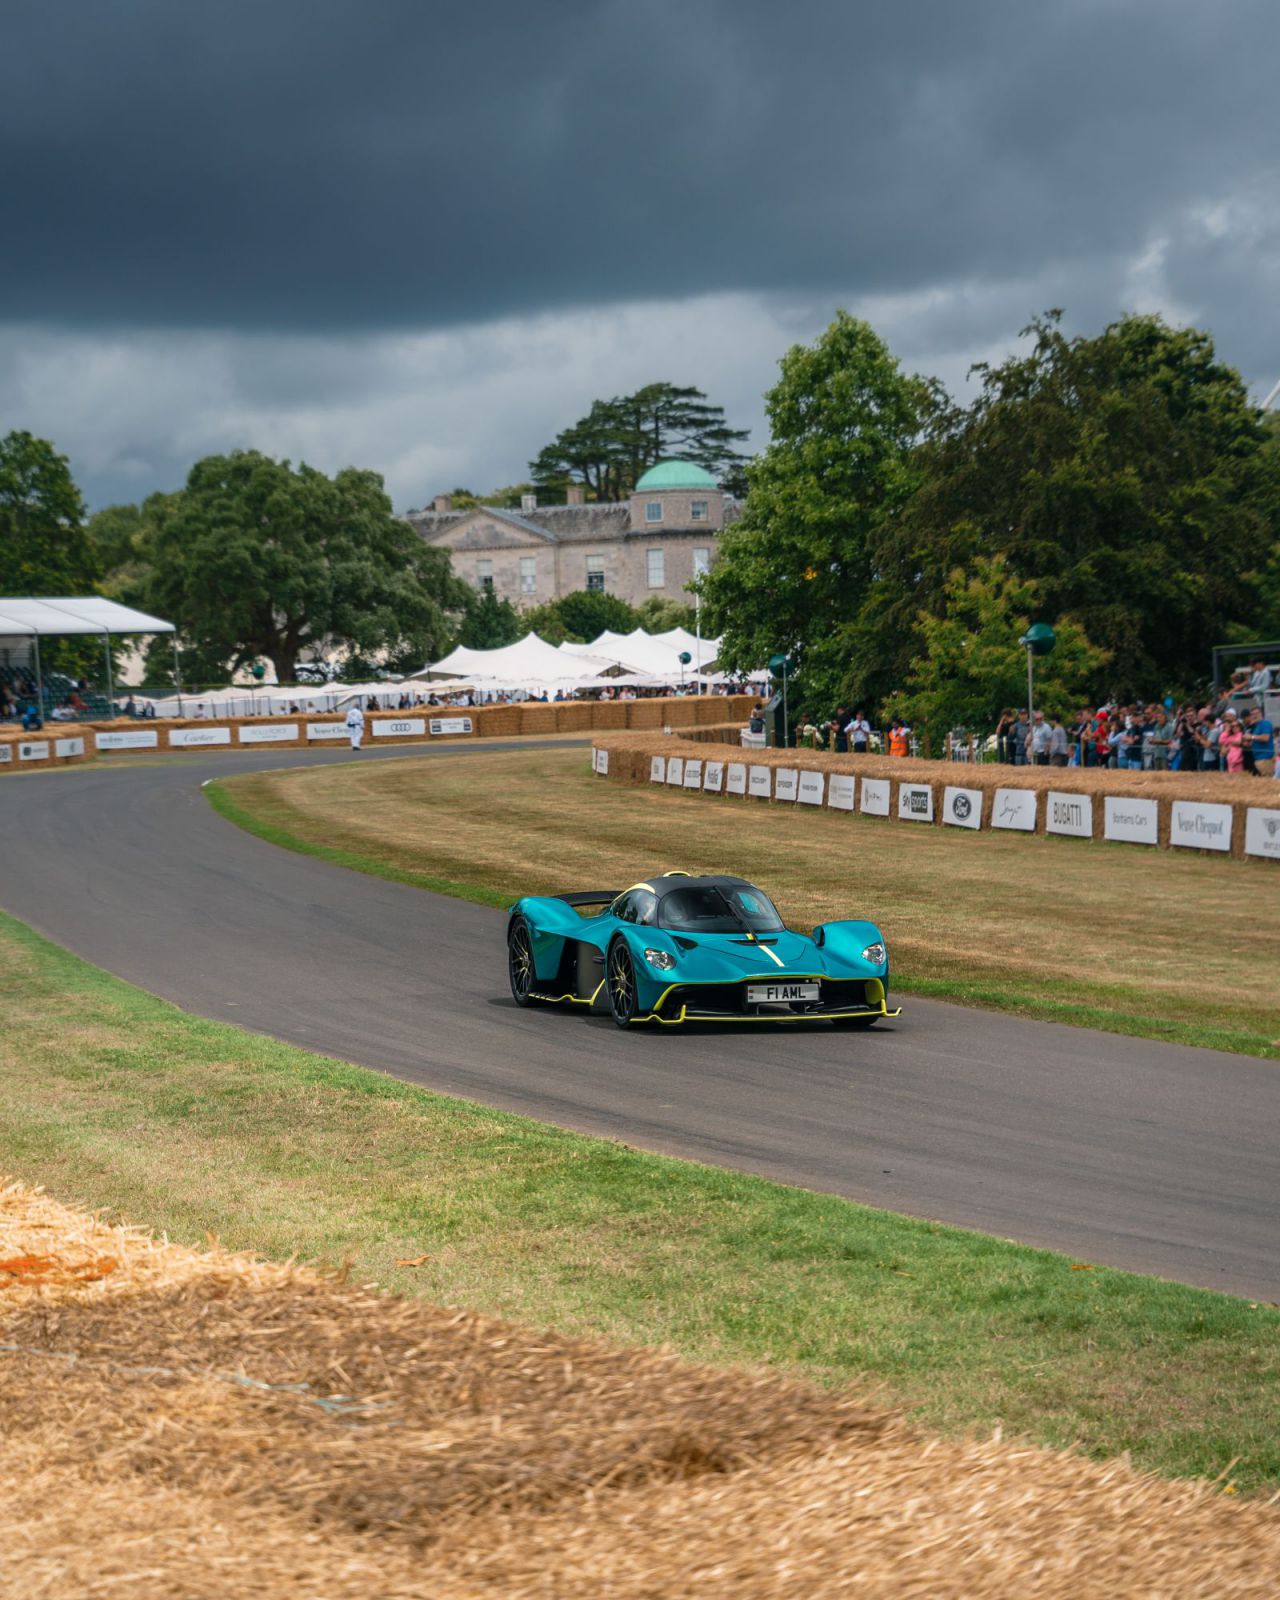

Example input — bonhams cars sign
[1245,806,1280,861]
[897,782,934,823]
[1046,791,1092,838]
[1170,800,1232,852]
[429,716,472,735]
[943,785,982,829]
[1103,795,1158,846]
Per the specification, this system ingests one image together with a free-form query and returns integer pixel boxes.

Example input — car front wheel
[508,915,537,1007]
[607,940,639,1029]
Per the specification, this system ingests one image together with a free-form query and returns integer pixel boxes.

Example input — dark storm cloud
[4,0,1277,333]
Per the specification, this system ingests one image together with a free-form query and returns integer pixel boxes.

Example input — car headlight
[643,947,675,970]
[861,942,886,966]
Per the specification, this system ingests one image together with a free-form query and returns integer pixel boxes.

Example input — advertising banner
[740,729,766,748]
[650,755,666,783]
[943,785,983,829]
[95,729,159,751]
[774,767,799,802]
[703,760,724,793]
[897,782,934,823]
[828,773,855,811]
[797,770,825,805]
[55,737,85,758]
[0,744,10,763]
[237,723,299,744]
[372,718,426,738]
[1170,800,1232,853]
[725,762,747,795]
[306,722,348,740]
[1244,806,1280,861]
[666,757,684,785]
[860,777,890,816]
[748,764,772,798]
[992,788,1037,831]
[169,727,232,747]
[19,741,50,760]
[597,747,609,775]
[430,716,473,735]
[1103,796,1158,845]
[683,759,703,789]
[1046,791,1093,838]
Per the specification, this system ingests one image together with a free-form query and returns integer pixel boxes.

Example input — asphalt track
[1,740,1277,1302]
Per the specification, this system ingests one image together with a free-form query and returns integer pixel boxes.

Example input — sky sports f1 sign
[897,782,933,822]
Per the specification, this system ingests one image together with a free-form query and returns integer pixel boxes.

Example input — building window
[690,500,708,521]
[476,558,494,593]
[647,548,665,588]
[520,556,536,594]
[645,501,663,523]
[693,547,711,577]
[586,554,605,592]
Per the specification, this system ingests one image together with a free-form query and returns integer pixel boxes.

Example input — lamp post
[678,650,691,691]
[1018,623,1057,722]
[768,652,793,747]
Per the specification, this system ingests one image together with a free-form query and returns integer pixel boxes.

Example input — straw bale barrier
[590,733,1280,863]
[0,696,756,775]
[0,722,94,772]
[3,1180,1278,1598]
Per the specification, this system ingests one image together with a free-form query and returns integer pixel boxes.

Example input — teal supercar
[507,872,899,1029]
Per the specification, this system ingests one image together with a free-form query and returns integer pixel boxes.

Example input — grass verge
[209,751,1280,1059]
[1,907,1276,1493]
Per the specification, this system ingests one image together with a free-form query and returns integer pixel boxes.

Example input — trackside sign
[666,756,684,786]
[1170,800,1232,852]
[860,777,890,816]
[943,785,982,829]
[1046,791,1092,838]
[774,768,799,802]
[725,763,747,795]
[169,726,232,747]
[797,770,824,805]
[55,737,85,758]
[683,759,703,789]
[748,765,771,798]
[703,760,724,793]
[306,722,348,740]
[1245,807,1280,861]
[828,774,855,811]
[897,782,933,822]
[430,716,472,735]
[992,788,1036,831]
[1103,795,1158,845]
[238,723,299,744]
[650,756,666,783]
[372,718,426,738]
[96,729,159,751]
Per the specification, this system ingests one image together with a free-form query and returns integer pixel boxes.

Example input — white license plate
[747,982,819,1004]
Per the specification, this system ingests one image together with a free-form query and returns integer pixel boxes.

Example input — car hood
[657,928,849,980]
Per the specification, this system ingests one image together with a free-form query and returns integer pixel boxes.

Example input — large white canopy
[0,596,176,637]
[416,632,616,682]
[561,627,721,678]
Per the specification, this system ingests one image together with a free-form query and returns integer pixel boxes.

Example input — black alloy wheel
[508,915,536,1006]
[607,939,639,1029]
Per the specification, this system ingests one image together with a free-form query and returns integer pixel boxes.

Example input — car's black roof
[633,874,756,899]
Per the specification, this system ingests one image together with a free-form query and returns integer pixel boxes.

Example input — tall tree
[881,313,1280,695]
[523,589,638,644]
[699,312,936,713]
[142,450,468,681]
[530,383,749,500]
[456,588,524,649]
[887,556,1109,736]
[0,430,96,594]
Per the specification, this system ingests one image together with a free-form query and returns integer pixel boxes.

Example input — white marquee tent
[0,596,176,709]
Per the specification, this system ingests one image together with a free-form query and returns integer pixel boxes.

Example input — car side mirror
[812,925,825,946]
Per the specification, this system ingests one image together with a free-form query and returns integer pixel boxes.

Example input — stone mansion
[405,460,738,609]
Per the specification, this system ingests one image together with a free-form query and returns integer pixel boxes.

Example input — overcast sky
[3,0,1278,512]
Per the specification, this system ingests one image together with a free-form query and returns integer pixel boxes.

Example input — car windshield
[658,885,785,934]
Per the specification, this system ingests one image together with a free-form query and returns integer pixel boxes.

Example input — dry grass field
[214,748,1280,1058]
[5,1180,1279,1599]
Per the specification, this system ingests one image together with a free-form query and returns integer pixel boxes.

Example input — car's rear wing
[554,891,620,908]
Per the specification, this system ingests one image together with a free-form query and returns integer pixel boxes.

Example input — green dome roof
[634,459,718,492]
